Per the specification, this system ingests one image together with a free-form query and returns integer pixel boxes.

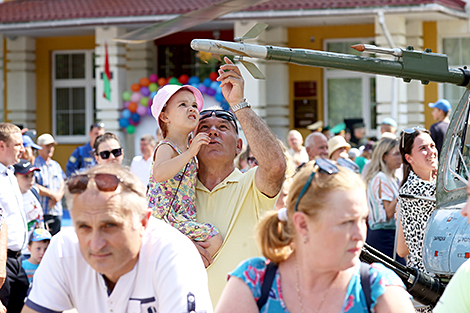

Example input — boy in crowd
[22,229,51,284]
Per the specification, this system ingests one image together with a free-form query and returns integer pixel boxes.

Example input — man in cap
[22,165,212,313]
[192,57,286,304]
[380,117,397,137]
[34,134,66,235]
[13,159,44,257]
[21,135,42,164]
[66,122,105,177]
[0,123,28,312]
[429,99,452,155]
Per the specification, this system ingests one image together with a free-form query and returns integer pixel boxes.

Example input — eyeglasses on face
[199,110,238,133]
[98,148,122,159]
[294,158,339,212]
[401,126,427,149]
[67,173,143,197]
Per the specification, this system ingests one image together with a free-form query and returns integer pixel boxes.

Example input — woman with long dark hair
[397,127,438,313]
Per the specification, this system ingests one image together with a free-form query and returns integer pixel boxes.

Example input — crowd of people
[0,53,465,313]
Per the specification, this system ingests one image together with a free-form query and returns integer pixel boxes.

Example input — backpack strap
[360,262,372,312]
[256,261,278,310]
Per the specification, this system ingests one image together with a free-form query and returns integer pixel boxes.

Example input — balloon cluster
[119,73,229,134]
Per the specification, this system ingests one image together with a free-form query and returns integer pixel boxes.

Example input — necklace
[295,257,339,313]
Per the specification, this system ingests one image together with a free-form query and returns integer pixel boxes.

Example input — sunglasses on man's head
[199,110,238,133]
[67,173,143,196]
[98,148,122,159]
[294,158,339,212]
[92,122,105,129]
[401,126,427,149]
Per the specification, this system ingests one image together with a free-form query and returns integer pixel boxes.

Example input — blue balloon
[203,77,212,87]
[210,81,220,90]
[131,113,141,123]
[215,92,225,103]
[150,91,158,99]
[188,76,200,85]
[122,109,131,119]
[119,118,129,128]
[221,100,230,111]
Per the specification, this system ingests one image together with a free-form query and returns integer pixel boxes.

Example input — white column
[95,27,128,155]
[375,15,425,130]
[234,20,267,121]
[126,42,156,89]
[5,36,36,128]
[264,26,290,142]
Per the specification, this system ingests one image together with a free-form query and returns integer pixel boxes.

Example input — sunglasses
[294,158,339,211]
[199,110,238,133]
[92,122,105,129]
[401,126,427,149]
[247,156,258,165]
[98,148,122,159]
[67,173,143,196]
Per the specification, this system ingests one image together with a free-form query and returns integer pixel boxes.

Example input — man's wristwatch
[230,98,251,112]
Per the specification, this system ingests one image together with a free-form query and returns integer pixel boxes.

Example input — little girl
[148,84,222,257]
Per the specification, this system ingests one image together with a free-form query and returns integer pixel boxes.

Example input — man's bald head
[305,132,329,160]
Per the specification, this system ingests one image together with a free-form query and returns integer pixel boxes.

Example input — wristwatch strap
[230,98,251,112]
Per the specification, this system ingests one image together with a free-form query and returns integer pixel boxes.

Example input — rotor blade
[239,60,266,80]
[235,22,268,42]
[115,0,270,43]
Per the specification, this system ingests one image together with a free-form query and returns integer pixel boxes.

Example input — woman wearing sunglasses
[397,127,438,313]
[93,132,124,165]
[216,160,414,313]
[363,138,404,263]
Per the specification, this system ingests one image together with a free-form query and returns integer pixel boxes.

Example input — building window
[442,37,468,112]
[157,44,221,80]
[323,39,377,135]
[52,50,96,143]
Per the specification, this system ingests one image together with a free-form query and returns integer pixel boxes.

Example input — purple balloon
[140,86,150,97]
[137,104,147,116]
[129,118,139,126]
[198,84,207,94]
[147,97,153,107]
[147,106,153,116]
[206,88,216,97]
[123,101,130,109]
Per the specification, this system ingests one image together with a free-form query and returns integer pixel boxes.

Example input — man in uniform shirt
[22,165,212,313]
[66,122,105,177]
[0,123,29,312]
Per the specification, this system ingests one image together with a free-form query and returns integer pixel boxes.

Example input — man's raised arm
[218,57,286,198]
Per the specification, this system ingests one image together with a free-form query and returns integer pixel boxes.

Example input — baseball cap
[13,159,40,175]
[328,136,351,158]
[22,135,42,150]
[428,99,451,113]
[381,117,397,128]
[37,133,57,146]
[151,85,204,135]
[30,229,52,242]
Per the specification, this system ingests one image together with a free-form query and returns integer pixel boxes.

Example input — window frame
[52,50,95,144]
[323,37,377,137]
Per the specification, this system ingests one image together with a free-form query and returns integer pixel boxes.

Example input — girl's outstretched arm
[152,133,210,182]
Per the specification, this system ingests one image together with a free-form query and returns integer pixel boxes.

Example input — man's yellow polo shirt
[195,167,278,305]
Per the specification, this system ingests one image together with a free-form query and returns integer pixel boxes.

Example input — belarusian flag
[103,42,111,101]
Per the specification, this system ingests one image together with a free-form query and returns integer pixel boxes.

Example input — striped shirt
[367,171,399,230]
[34,156,65,216]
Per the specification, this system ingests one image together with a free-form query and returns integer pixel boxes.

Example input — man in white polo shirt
[22,164,212,313]
[0,123,28,312]
[130,134,156,185]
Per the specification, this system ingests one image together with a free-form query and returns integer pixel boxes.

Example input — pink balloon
[149,74,158,83]
[131,92,142,103]
[136,104,147,116]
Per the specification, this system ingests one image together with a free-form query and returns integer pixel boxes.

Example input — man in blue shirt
[429,99,451,156]
[34,134,66,236]
[65,122,105,177]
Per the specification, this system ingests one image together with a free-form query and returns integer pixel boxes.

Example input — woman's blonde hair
[363,138,399,185]
[256,161,365,263]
